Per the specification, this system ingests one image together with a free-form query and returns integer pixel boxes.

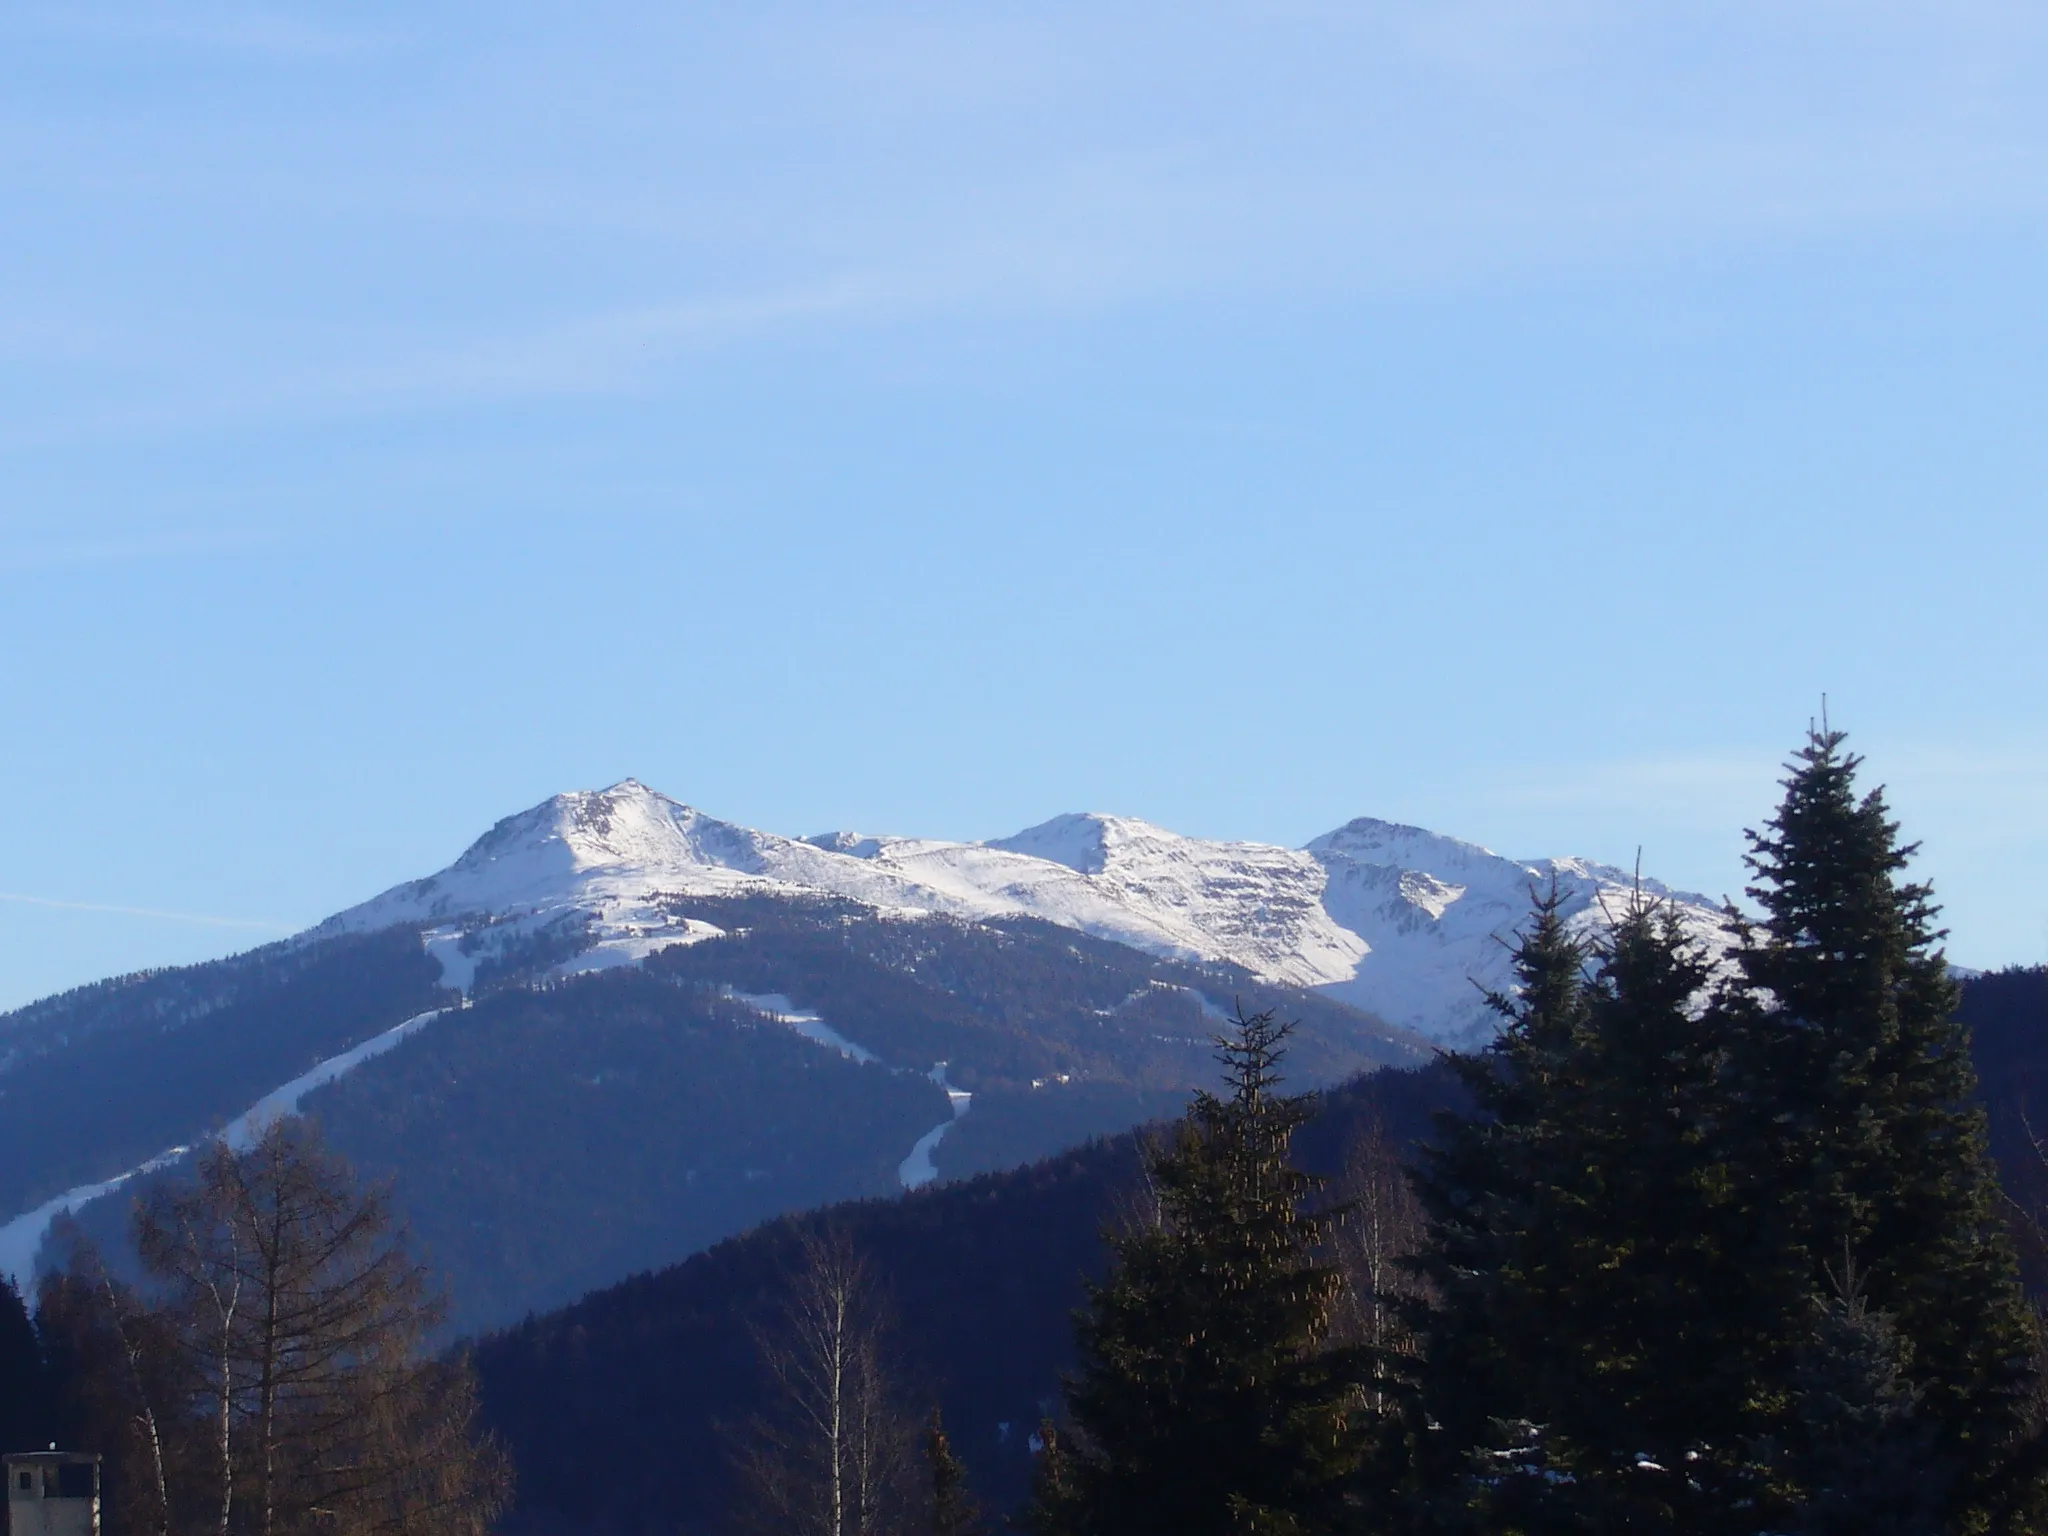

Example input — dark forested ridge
[0,927,447,1215]
[643,899,1424,1087]
[306,907,1415,1334]
[1959,965,2048,1275]
[644,900,1426,1182]
[308,971,954,1334]
[470,1062,1459,1535]
[471,964,2048,1535]
[5,899,1418,1339]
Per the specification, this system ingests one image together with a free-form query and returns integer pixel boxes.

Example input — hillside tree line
[13,724,2045,1536]
[2,1122,507,1536]
[1015,727,2044,1534]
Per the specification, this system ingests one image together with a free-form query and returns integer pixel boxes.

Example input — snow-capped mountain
[323,779,1727,1045]
[0,777,1725,1325]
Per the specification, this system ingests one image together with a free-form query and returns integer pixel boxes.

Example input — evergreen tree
[1414,886,1766,1531]
[1729,727,2038,1519]
[1027,1006,1370,1536]
[1784,1263,1942,1536]
[0,1274,46,1454]
[1409,879,1592,1508]
[923,1410,983,1536]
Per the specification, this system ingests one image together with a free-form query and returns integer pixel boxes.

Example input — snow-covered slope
[321,780,1726,1047]
[1309,819,1728,1042]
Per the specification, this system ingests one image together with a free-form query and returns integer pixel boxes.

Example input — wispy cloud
[5,0,2048,447]
[0,892,296,932]
[0,276,918,443]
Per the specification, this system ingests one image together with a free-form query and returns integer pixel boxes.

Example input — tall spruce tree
[1414,886,1766,1532]
[1027,1006,1370,1536]
[1729,726,2039,1521]
[0,1274,46,1454]
[1409,879,1592,1503]
[1785,1264,1943,1536]
[924,1410,985,1536]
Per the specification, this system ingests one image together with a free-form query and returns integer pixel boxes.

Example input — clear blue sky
[3,2,2045,1010]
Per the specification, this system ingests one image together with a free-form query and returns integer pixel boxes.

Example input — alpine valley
[0,780,1726,1333]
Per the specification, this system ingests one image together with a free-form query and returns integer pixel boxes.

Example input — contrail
[0,891,297,931]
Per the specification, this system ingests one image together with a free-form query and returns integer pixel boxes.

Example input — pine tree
[1785,1261,1943,1536]
[1026,1005,1370,1536]
[923,1410,984,1536]
[1027,1421,1081,1534]
[1414,886,1767,1531]
[1730,727,2038,1519]
[1409,879,1590,1515]
[0,1274,46,1454]
[1553,899,1761,1505]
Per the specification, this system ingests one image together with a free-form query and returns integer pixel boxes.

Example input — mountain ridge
[317,779,1726,1044]
[0,778,1722,1325]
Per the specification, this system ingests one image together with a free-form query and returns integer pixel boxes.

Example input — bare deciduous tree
[732,1228,914,1536]
[1326,1117,1428,1412]
[131,1120,507,1536]
[34,1254,194,1536]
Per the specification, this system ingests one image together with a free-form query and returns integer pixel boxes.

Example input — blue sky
[3,1,2046,1009]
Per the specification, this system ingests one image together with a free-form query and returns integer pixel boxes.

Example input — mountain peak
[321,784,1726,1048]
[1307,816,1508,873]
[446,780,715,876]
[802,830,885,859]
[986,813,1116,873]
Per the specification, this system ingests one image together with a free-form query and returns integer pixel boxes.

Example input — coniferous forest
[469,728,2048,1536]
[7,728,2048,1536]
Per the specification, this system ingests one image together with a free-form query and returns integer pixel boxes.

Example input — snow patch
[0,1007,452,1282]
[425,928,476,994]
[0,1146,189,1286]
[552,918,724,978]
[220,1008,445,1150]
[898,1062,972,1190]
[722,990,879,1065]
[802,831,885,859]
[931,1060,972,1116]
[897,1123,950,1189]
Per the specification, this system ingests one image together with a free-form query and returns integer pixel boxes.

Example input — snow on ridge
[1309,829,1730,1045]
[221,1008,446,1150]
[311,779,1727,1050]
[0,1147,188,1286]
[988,812,1117,873]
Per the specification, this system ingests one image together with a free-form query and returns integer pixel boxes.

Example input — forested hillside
[640,899,1423,1179]
[7,899,1418,1336]
[1958,964,2048,1270]
[471,1062,1458,1532]
[0,928,446,1216]
[471,964,2048,1534]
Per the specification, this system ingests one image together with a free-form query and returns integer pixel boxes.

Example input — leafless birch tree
[1326,1117,1428,1412]
[732,1228,914,1536]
